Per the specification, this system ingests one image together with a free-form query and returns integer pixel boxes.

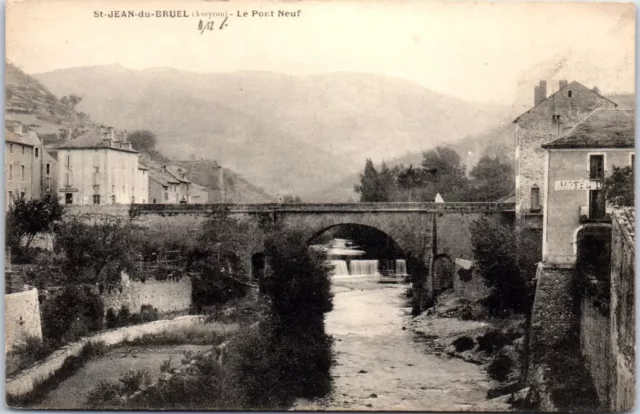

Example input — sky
[6,0,636,108]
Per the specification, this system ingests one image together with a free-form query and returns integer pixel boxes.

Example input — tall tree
[128,130,158,152]
[468,155,514,201]
[415,146,469,201]
[396,164,423,202]
[355,159,390,202]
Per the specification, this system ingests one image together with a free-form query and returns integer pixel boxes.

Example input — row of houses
[4,123,214,209]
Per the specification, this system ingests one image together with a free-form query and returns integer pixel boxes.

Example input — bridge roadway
[130,201,515,215]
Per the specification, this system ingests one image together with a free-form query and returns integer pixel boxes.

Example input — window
[589,190,606,219]
[20,192,25,199]
[8,191,12,202]
[21,146,25,155]
[65,172,70,186]
[93,194,101,205]
[46,163,51,176]
[589,154,604,179]
[65,193,73,205]
[35,148,39,158]
[20,165,25,181]
[531,185,540,211]
[65,154,71,167]
[9,143,13,153]
[93,167,100,186]
[112,195,117,204]
[8,164,13,181]
[568,90,573,98]
[164,192,169,201]
[45,177,51,191]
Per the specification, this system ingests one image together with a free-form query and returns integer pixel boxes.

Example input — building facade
[52,126,147,205]
[541,108,634,264]
[5,124,47,209]
[514,80,617,229]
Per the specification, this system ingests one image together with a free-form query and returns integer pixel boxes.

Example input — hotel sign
[554,180,602,191]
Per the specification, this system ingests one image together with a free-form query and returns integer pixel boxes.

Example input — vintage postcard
[4,0,635,411]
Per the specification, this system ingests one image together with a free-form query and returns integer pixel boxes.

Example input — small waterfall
[350,260,380,276]
[330,260,350,276]
[395,259,408,276]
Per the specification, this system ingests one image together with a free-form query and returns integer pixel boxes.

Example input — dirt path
[295,277,490,411]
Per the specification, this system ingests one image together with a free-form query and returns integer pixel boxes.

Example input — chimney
[122,129,128,142]
[215,164,225,203]
[534,80,547,106]
[559,80,568,90]
[13,124,23,136]
[109,127,115,140]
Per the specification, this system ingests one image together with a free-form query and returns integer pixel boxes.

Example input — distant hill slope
[311,93,634,202]
[5,61,94,143]
[35,65,511,197]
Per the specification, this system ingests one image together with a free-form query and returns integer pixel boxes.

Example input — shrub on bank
[452,336,475,352]
[41,285,105,345]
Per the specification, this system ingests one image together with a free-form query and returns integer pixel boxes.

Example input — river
[295,276,490,411]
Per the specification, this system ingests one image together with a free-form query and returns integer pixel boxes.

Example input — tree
[470,217,527,314]
[6,194,64,252]
[54,218,141,284]
[468,155,514,201]
[128,130,158,152]
[415,146,469,201]
[282,195,302,203]
[354,159,390,202]
[602,165,634,206]
[396,164,423,202]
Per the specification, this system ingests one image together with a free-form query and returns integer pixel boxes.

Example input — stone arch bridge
[68,202,514,301]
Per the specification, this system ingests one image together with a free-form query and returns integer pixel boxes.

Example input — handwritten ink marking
[198,16,229,34]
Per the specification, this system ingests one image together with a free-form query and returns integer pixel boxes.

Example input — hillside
[5,61,94,143]
[34,65,511,197]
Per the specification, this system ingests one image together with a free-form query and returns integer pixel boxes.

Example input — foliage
[54,217,141,284]
[468,155,514,201]
[60,94,82,109]
[128,130,158,152]
[470,217,527,314]
[354,158,390,202]
[452,336,475,352]
[487,354,512,382]
[41,285,105,344]
[6,194,64,255]
[602,165,634,207]
[282,195,303,203]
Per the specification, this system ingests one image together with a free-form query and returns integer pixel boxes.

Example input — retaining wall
[580,297,611,407]
[5,287,43,354]
[101,276,192,315]
[5,315,207,399]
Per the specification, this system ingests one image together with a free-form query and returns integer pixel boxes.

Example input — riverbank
[408,291,529,412]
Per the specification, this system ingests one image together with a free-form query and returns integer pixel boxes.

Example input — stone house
[4,124,47,210]
[148,165,190,204]
[51,126,148,205]
[540,108,634,265]
[513,80,618,231]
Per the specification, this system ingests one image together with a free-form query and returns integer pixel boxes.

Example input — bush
[41,285,105,344]
[140,304,159,323]
[476,330,513,354]
[106,308,118,329]
[117,305,131,327]
[119,370,150,394]
[487,354,512,382]
[452,336,475,352]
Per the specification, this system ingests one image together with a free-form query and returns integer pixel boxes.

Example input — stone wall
[101,275,193,316]
[609,212,635,411]
[5,287,43,354]
[580,296,610,407]
[528,263,576,365]
[5,315,208,399]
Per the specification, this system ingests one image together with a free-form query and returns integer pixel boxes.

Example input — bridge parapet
[130,202,515,215]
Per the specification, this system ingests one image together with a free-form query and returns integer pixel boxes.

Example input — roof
[163,165,191,184]
[612,207,635,251]
[55,129,138,153]
[148,168,180,187]
[541,108,634,149]
[138,163,149,171]
[513,81,618,123]
[497,187,516,203]
[5,128,40,147]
